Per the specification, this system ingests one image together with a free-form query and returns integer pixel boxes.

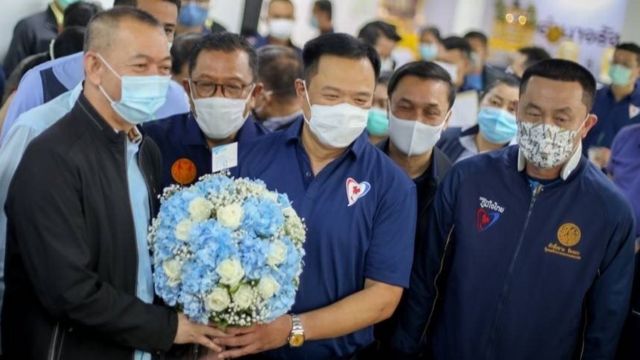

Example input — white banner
[532,0,627,78]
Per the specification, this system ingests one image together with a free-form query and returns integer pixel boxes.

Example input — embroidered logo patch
[544,223,582,261]
[346,177,371,207]
[476,196,505,232]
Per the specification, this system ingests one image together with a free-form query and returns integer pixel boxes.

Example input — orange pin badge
[171,158,197,185]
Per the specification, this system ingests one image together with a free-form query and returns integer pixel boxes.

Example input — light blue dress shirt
[1,51,190,144]
[126,136,154,360]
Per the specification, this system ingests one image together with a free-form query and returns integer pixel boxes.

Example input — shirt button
[305,171,312,177]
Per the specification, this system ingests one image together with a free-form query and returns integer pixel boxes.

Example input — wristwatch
[288,314,305,347]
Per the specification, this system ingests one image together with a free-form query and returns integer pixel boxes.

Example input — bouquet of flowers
[148,173,306,327]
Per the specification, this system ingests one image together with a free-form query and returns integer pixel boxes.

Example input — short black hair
[171,32,203,75]
[189,32,258,79]
[313,0,332,19]
[420,26,441,42]
[464,30,488,47]
[258,45,303,99]
[518,46,551,70]
[303,33,380,82]
[84,7,162,52]
[387,61,456,110]
[442,36,472,60]
[63,1,102,28]
[114,0,180,11]
[113,0,136,6]
[615,42,640,65]
[357,20,401,46]
[480,74,520,101]
[521,59,596,110]
[53,26,86,59]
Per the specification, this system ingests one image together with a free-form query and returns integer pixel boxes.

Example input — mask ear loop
[301,80,313,123]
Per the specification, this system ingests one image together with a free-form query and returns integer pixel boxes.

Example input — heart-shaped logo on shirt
[346,177,371,207]
[476,208,500,232]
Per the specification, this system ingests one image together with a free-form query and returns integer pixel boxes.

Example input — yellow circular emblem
[557,223,581,247]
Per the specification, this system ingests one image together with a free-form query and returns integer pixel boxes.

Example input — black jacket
[372,141,452,355]
[2,94,178,360]
[2,6,58,76]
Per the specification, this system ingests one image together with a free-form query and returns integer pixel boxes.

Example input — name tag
[211,142,238,173]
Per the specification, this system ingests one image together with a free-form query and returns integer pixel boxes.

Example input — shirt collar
[517,142,582,181]
[605,82,640,104]
[284,117,368,159]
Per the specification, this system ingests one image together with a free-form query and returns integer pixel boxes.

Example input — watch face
[289,334,304,347]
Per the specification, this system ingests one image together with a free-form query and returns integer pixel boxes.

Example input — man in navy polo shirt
[374,61,454,355]
[214,33,417,360]
[583,42,640,169]
[143,33,265,188]
[391,59,636,359]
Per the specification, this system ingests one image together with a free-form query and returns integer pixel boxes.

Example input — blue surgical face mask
[179,2,209,27]
[367,108,389,136]
[310,16,319,29]
[420,43,438,61]
[477,106,517,144]
[609,64,633,86]
[96,54,171,125]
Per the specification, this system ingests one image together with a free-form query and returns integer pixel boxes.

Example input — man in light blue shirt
[1,0,187,144]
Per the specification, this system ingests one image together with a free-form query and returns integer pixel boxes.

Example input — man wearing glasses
[143,32,265,188]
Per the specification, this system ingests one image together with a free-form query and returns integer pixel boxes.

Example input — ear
[248,83,264,109]
[295,78,306,99]
[84,52,103,87]
[581,113,598,139]
[443,109,453,129]
[182,78,191,95]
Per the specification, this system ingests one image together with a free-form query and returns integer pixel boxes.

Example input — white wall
[621,0,640,43]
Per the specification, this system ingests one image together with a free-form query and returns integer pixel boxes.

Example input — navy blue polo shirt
[142,112,265,188]
[237,119,417,359]
[583,82,640,151]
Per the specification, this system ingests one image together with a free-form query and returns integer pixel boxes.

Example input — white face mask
[303,81,369,148]
[388,112,445,156]
[191,84,254,140]
[434,61,458,84]
[269,19,294,40]
[517,120,585,169]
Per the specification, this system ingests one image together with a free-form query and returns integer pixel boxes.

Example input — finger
[214,333,256,348]
[199,325,230,338]
[226,325,257,336]
[196,334,223,353]
[218,344,258,359]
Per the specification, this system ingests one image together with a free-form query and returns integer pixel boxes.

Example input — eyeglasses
[190,80,254,99]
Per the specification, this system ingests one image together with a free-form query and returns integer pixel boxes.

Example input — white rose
[267,241,287,266]
[162,259,182,285]
[174,219,193,241]
[216,259,245,287]
[205,287,231,312]
[257,276,280,299]
[217,203,243,230]
[233,285,254,309]
[189,197,213,222]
